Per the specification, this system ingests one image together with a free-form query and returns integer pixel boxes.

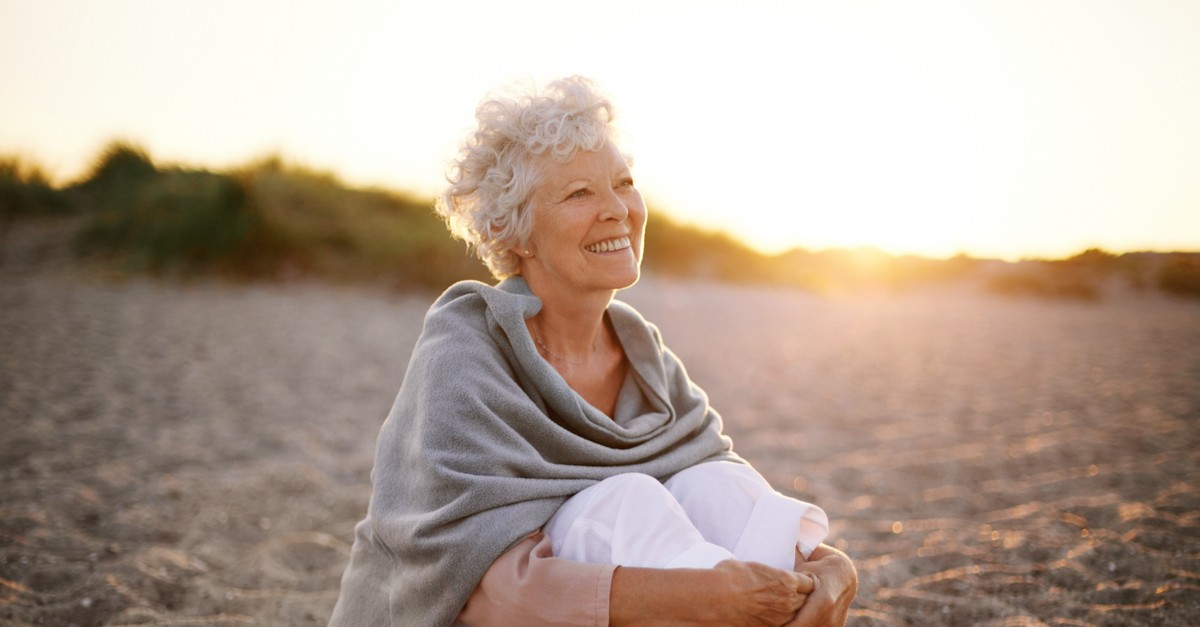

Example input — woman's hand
[711,559,815,626]
[785,544,857,627]
[610,560,813,626]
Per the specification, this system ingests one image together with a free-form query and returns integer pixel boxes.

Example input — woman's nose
[598,188,629,222]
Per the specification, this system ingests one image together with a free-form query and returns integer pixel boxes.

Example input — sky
[2,0,1198,260]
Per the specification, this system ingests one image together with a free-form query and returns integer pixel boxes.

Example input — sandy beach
[2,220,1198,626]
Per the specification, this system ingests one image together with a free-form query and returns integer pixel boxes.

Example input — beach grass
[5,141,1200,298]
[0,155,73,219]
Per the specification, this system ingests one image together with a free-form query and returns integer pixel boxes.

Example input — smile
[585,236,631,254]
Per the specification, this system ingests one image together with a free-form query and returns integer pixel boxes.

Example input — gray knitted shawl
[329,277,742,626]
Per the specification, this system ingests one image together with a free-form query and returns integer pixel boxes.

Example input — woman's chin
[617,268,641,290]
[604,262,641,291]
[579,270,639,295]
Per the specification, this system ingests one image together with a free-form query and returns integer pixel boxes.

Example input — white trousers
[543,462,828,571]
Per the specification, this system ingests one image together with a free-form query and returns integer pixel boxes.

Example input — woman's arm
[611,560,814,627]
[459,535,814,627]
[458,533,616,626]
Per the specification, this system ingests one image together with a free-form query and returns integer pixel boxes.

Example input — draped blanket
[329,278,743,626]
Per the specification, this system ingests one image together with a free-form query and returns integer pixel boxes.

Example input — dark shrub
[78,142,157,189]
[76,169,261,274]
[0,157,72,218]
[985,262,1100,300]
[239,162,489,288]
[1157,256,1200,298]
[73,142,158,211]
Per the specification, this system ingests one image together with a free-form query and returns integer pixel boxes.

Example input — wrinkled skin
[711,560,815,626]
[609,547,856,626]
[786,544,858,627]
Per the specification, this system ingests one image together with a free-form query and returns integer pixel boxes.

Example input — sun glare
[564,8,982,258]
[1,0,1197,259]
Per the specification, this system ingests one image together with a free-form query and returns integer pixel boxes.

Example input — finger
[792,572,815,594]
[785,588,809,609]
[793,592,809,610]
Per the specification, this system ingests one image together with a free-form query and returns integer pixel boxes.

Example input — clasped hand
[713,543,857,627]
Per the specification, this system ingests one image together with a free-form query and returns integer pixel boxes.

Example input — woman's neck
[520,269,609,353]
[517,258,629,362]
[530,301,613,365]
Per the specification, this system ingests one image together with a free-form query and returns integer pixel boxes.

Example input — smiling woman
[521,143,646,312]
[328,76,856,626]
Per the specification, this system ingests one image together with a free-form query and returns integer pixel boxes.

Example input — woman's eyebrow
[558,178,592,192]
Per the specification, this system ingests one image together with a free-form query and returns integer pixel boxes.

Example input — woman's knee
[666,461,771,497]
[595,472,671,501]
[576,473,686,522]
[551,473,672,527]
[546,473,684,546]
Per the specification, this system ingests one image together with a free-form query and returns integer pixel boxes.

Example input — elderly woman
[329,77,856,626]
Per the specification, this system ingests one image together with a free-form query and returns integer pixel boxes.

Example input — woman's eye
[618,178,635,189]
[567,188,590,200]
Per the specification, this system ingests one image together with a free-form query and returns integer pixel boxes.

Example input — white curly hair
[436,76,619,278]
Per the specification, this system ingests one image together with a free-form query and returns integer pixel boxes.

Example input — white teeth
[587,236,630,253]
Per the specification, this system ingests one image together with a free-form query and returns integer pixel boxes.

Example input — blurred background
[2,0,1198,295]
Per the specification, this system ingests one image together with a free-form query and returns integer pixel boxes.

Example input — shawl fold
[329,278,742,626]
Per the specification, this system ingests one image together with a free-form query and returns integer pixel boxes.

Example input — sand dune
[2,221,1198,626]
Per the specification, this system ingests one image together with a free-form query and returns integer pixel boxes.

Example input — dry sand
[2,220,1198,626]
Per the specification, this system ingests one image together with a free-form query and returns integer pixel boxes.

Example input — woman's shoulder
[425,278,539,332]
[415,280,508,356]
[402,282,515,396]
[608,298,665,351]
[424,280,493,331]
[414,279,537,367]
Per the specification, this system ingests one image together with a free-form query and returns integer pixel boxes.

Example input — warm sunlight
[4,5,1200,625]
[1,0,1197,260]
[578,9,980,257]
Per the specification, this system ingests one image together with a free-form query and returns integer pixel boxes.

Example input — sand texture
[2,222,1198,626]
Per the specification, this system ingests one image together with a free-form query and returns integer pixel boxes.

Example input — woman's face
[520,142,646,298]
